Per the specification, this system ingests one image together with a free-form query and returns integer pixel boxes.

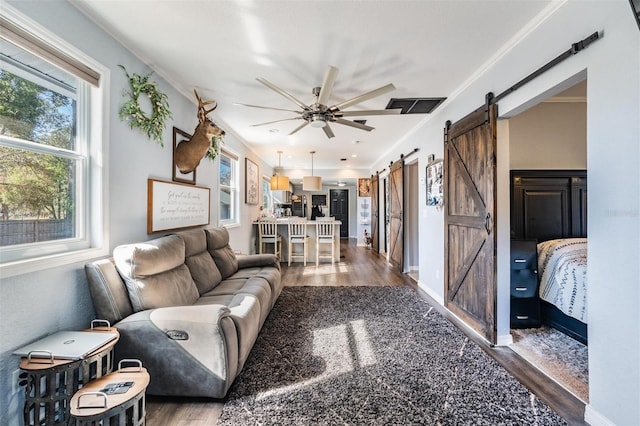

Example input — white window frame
[218,148,239,228]
[0,6,109,278]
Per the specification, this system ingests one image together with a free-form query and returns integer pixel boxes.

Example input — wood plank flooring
[146,239,585,425]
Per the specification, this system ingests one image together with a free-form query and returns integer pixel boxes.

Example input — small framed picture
[358,178,371,197]
[426,159,443,207]
[245,158,259,205]
[172,127,196,185]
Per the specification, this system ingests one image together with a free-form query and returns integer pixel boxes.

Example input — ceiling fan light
[270,174,290,191]
[303,176,322,191]
[309,115,327,128]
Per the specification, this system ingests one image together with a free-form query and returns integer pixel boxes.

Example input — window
[262,177,272,211]
[219,149,239,226]
[0,10,106,275]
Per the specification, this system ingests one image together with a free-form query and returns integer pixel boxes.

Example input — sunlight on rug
[510,326,588,403]
[218,287,568,425]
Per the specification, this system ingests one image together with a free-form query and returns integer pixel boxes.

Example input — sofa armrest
[237,253,280,270]
[114,304,239,398]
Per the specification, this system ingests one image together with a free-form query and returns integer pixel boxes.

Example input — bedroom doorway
[502,77,588,402]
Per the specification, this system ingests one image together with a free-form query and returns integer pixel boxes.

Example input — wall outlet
[12,369,21,394]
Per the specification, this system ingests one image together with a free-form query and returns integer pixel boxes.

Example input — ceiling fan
[236,65,401,138]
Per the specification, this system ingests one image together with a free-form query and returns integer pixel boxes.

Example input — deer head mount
[175,90,225,174]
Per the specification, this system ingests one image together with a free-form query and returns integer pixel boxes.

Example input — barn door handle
[484,212,492,235]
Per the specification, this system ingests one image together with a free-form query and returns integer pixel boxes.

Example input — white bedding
[537,238,588,324]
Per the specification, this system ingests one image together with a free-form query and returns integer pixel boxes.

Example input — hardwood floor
[146,239,585,425]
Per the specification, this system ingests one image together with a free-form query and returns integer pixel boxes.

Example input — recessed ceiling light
[351,154,357,158]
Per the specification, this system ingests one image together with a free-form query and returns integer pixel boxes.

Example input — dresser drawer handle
[516,315,529,320]
[514,259,527,263]
[515,287,528,291]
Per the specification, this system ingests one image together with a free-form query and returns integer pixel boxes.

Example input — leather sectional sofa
[84,227,282,398]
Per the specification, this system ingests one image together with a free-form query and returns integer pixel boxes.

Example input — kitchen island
[253,218,341,263]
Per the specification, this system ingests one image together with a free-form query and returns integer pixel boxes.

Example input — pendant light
[303,151,322,191]
[270,150,290,190]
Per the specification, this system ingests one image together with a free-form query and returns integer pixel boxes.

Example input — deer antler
[194,89,218,122]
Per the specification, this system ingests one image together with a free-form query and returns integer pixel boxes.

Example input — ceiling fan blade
[251,117,302,127]
[233,102,301,114]
[317,65,339,107]
[289,120,310,135]
[331,83,396,111]
[323,123,335,139]
[256,77,310,111]
[333,118,375,131]
[337,109,402,117]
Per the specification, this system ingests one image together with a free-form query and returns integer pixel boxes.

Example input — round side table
[70,360,150,426]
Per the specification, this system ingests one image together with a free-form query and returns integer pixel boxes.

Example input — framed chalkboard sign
[147,178,210,233]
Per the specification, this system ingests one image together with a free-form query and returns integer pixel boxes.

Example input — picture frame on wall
[147,178,210,233]
[245,158,259,205]
[358,178,371,197]
[426,159,443,207]
[172,126,196,185]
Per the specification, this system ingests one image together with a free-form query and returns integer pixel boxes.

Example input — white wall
[370,2,640,424]
[0,1,272,422]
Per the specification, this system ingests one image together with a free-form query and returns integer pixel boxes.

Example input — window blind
[0,15,100,87]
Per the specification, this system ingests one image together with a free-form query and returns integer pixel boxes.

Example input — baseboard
[496,333,513,347]
[584,405,615,426]
[417,280,444,306]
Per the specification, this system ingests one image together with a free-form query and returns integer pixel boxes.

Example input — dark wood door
[330,189,349,238]
[388,159,404,271]
[371,174,379,252]
[444,102,497,344]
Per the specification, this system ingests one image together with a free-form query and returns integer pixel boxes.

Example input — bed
[511,170,588,344]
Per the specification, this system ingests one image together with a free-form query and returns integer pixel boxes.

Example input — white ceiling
[72,0,553,180]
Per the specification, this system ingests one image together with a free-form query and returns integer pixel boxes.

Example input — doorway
[503,78,588,402]
[330,189,349,238]
[405,161,419,280]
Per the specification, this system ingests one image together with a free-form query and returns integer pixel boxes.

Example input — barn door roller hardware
[492,31,601,104]
[389,148,420,167]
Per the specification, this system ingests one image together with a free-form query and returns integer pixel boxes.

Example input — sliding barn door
[388,159,404,271]
[371,174,379,252]
[444,103,498,344]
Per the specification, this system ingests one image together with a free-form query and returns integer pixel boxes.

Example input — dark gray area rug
[218,286,567,425]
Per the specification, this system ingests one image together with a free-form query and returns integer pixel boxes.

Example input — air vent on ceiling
[385,97,446,114]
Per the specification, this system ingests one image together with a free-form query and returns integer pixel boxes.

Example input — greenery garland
[118,65,172,146]
[206,134,224,162]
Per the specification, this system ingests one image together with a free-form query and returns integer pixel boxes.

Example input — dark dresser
[510,239,541,328]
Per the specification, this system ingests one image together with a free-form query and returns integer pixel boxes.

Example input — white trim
[418,280,444,306]
[584,405,615,426]
[496,333,513,347]
[218,147,240,227]
[0,246,109,278]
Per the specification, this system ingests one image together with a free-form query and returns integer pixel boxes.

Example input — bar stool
[315,217,336,266]
[258,217,282,261]
[287,217,309,266]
